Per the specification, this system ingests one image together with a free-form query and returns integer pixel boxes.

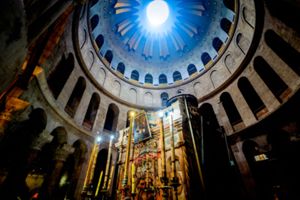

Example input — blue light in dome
[146,0,170,26]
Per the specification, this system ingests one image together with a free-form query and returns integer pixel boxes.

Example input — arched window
[265,30,300,76]
[65,77,86,117]
[223,0,235,12]
[187,64,197,75]
[90,0,98,7]
[117,62,125,74]
[95,35,104,50]
[145,74,153,84]
[213,37,224,52]
[201,52,212,66]
[199,103,220,131]
[83,93,100,130]
[173,71,182,82]
[92,149,108,190]
[220,92,243,129]
[161,92,169,107]
[131,70,139,81]
[221,18,232,34]
[159,74,167,84]
[90,15,99,31]
[104,50,113,64]
[254,56,288,103]
[103,104,119,131]
[238,77,267,119]
[47,53,74,99]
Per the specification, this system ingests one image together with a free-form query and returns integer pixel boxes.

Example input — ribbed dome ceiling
[89,0,236,86]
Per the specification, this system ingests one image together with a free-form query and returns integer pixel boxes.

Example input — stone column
[29,131,53,164]
[42,144,74,200]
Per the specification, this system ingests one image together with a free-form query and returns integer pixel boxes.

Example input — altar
[113,95,205,200]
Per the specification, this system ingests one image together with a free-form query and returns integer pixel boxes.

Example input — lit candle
[107,165,115,190]
[95,170,103,196]
[122,111,135,187]
[83,135,101,189]
[131,163,136,194]
[102,135,114,190]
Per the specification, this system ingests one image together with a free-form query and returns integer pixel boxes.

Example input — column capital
[54,144,74,161]
[31,131,53,151]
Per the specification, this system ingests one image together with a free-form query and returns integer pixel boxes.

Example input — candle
[102,135,114,190]
[95,170,103,196]
[122,111,135,187]
[159,112,166,179]
[83,136,101,189]
[107,165,115,190]
[146,152,149,188]
[169,111,176,178]
[131,163,136,194]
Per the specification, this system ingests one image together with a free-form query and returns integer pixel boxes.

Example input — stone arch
[98,68,106,85]
[65,77,86,117]
[117,62,125,75]
[238,77,267,119]
[173,71,182,82]
[90,15,99,31]
[159,74,168,84]
[144,92,153,106]
[112,80,121,96]
[220,92,243,130]
[187,64,197,76]
[223,0,235,12]
[128,88,137,103]
[131,70,139,81]
[224,54,235,73]
[201,52,212,66]
[160,92,169,107]
[144,74,153,84]
[63,139,87,199]
[104,103,120,132]
[47,53,75,99]
[220,18,232,34]
[242,6,254,28]
[95,35,104,51]
[104,50,113,64]
[213,37,224,52]
[83,93,100,130]
[265,29,300,76]
[210,70,222,88]
[236,33,250,54]
[253,56,289,103]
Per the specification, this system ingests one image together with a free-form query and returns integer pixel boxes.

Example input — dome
[88,0,236,86]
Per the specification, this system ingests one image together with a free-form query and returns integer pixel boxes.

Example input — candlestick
[122,112,135,188]
[159,112,166,179]
[102,135,114,190]
[158,111,169,200]
[107,165,115,190]
[169,111,176,179]
[83,135,101,190]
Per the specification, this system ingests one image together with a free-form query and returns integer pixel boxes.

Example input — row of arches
[0,108,88,199]
[220,26,300,130]
[47,53,120,132]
